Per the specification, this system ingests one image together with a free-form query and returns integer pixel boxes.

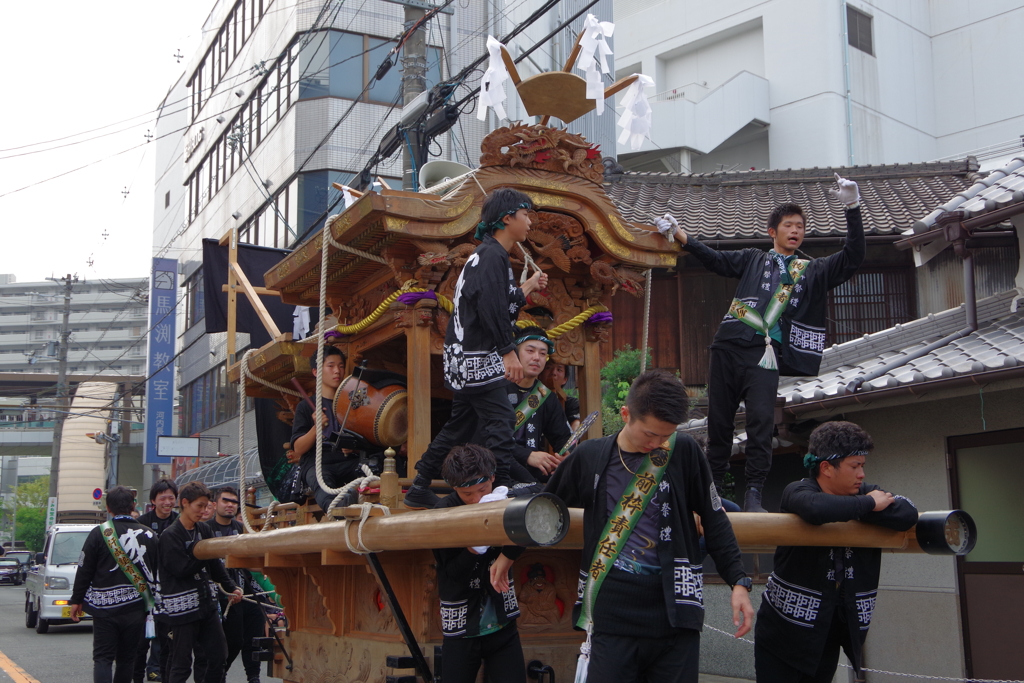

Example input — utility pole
[401,4,427,190]
[45,274,76,500]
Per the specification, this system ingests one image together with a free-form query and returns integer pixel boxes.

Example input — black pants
[167,611,228,683]
[93,610,146,683]
[303,456,363,511]
[706,343,780,490]
[415,382,516,486]
[441,622,525,683]
[587,629,700,683]
[755,612,856,683]
[224,599,264,679]
[132,627,160,682]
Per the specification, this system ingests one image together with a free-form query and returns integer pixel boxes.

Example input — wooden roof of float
[264,125,678,307]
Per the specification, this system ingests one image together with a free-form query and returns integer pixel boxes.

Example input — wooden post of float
[579,337,603,440]
[221,228,239,366]
[404,300,433,475]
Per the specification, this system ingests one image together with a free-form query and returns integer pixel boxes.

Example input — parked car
[24,524,93,633]
[4,550,33,568]
[0,558,25,585]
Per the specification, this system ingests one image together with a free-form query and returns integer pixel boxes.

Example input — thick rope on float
[333,280,453,336]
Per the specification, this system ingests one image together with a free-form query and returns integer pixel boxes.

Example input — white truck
[24,523,94,633]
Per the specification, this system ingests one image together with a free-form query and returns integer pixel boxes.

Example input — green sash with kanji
[513,382,551,430]
[727,256,809,371]
[573,433,676,683]
[99,520,155,611]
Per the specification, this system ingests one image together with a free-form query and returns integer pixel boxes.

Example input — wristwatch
[733,577,753,592]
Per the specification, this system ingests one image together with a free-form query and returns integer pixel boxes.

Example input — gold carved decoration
[479,124,604,184]
[384,216,411,232]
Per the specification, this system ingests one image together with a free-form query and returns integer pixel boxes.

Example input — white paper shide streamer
[616,73,654,151]
[576,15,614,115]
[477,36,510,121]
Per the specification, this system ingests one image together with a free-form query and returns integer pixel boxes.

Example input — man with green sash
[657,174,865,512]
[545,370,753,683]
[71,485,160,683]
[473,325,572,484]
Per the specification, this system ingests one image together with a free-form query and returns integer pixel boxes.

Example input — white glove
[654,213,679,242]
[829,173,861,206]
[470,486,509,554]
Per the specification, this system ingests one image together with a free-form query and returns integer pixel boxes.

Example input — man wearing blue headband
[754,421,917,682]
[473,325,573,484]
[405,188,549,509]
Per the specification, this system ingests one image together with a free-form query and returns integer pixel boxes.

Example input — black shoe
[743,487,767,513]
[403,484,440,509]
[247,677,261,683]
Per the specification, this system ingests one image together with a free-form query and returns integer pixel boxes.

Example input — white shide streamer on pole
[577,15,614,115]
[616,74,655,150]
[477,36,510,121]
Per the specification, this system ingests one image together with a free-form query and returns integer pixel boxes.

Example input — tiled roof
[779,289,1024,405]
[679,289,1023,435]
[604,159,982,240]
[910,156,1024,233]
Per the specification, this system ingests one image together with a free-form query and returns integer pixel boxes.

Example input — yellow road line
[0,648,40,683]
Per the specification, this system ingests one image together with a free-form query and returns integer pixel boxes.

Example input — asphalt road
[0,583,280,683]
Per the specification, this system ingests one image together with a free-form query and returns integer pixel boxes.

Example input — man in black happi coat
[754,421,917,682]
[657,174,866,512]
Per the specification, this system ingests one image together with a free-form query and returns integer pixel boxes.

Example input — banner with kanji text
[144,258,178,464]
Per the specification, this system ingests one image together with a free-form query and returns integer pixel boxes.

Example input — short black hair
[625,369,687,425]
[806,421,874,478]
[768,202,805,232]
[149,478,178,502]
[311,345,344,370]
[106,485,136,515]
[179,481,212,506]
[479,188,534,234]
[215,486,239,502]
[442,444,496,487]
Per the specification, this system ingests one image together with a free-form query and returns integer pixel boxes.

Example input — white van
[24,523,94,633]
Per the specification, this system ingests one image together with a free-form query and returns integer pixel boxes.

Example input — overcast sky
[0,1,212,285]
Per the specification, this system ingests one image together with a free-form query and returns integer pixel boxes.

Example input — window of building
[847,5,873,56]
[180,363,239,435]
[183,273,206,330]
[826,267,916,344]
[299,30,444,105]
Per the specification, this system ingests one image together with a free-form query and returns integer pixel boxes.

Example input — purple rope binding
[585,311,613,325]
[396,291,437,306]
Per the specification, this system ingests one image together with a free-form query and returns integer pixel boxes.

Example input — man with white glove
[657,173,865,512]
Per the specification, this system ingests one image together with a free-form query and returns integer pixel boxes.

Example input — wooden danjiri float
[197,33,977,683]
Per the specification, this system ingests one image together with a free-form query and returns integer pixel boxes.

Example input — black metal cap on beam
[502,492,570,546]
[915,510,978,555]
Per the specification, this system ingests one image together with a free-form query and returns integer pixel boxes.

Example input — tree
[11,477,50,552]
[599,346,652,435]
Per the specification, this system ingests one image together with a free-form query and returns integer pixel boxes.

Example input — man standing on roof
[404,188,548,509]
[657,174,865,512]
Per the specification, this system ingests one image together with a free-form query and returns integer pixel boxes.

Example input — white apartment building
[613,0,1024,173]
[0,276,149,377]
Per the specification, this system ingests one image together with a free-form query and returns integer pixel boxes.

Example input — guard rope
[333,279,454,336]
[314,224,347,501]
[545,305,610,338]
[322,464,380,518]
[639,268,652,373]
[239,349,303,397]
[237,358,257,534]
[324,222,388,265]
[703,622,1024,683]
[217,585,280,619]
[342,501,392,554]
[517,242,540,285]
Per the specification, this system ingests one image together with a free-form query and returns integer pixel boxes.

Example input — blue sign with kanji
[144,257,178,464]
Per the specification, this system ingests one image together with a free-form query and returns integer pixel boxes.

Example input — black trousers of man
[415,383,517,486]
[302,456,363,511]
[93,610,146,683]
[588,630,700,683]
[223,599,265,680]
[755,610,858,683]
[131,629,159,682]
[441,621,526,683]
[167,610,228,683]
[706,342,780,491]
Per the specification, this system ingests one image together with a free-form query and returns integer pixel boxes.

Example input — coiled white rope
[639,268,652,373]
[341,502,392,554]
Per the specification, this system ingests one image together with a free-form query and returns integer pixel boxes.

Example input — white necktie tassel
[577,15,615,115]
[478,36,510,121]
[616,73,655,150]
[146,612,156,639]
[574,624,593,683]
[758,334,778,371]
